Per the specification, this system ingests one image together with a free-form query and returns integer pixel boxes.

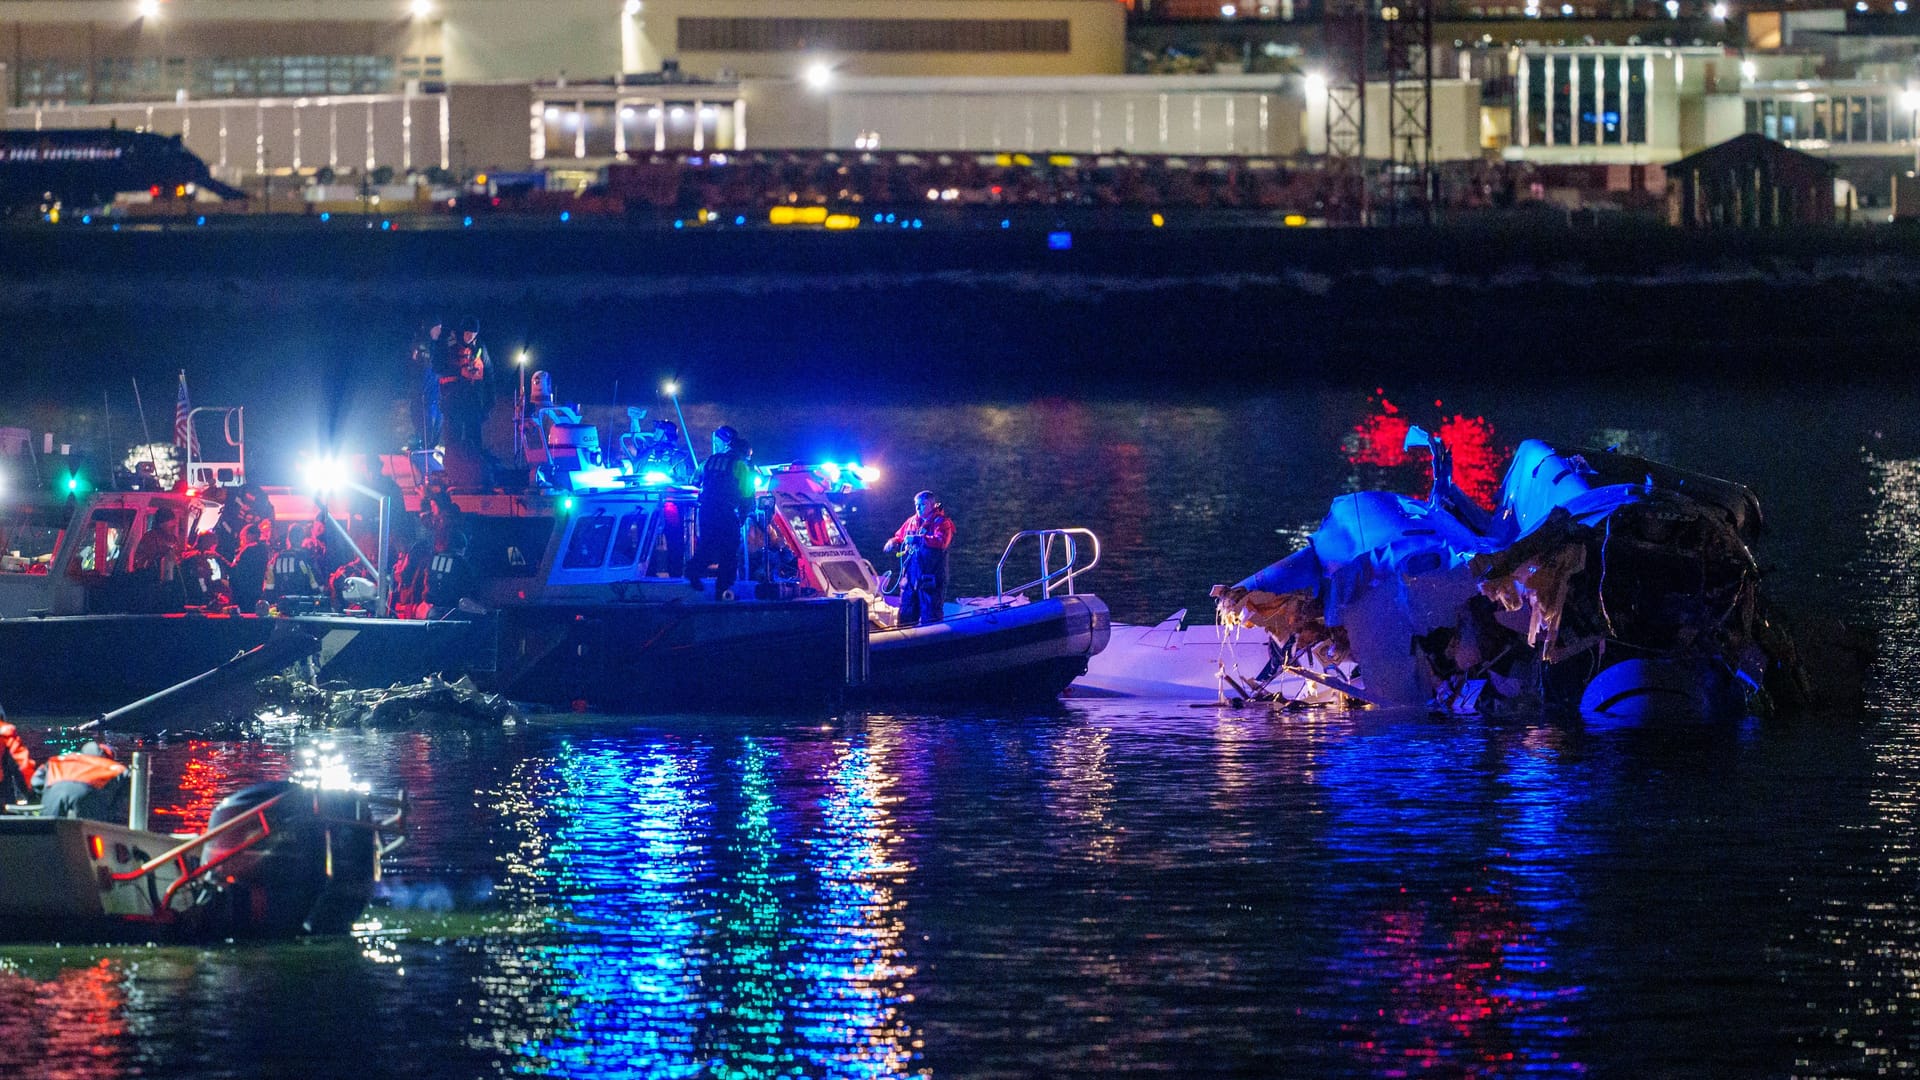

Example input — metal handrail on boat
[995,528,1101,602]
[107,787,407,914]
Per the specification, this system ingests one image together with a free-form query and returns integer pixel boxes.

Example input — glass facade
[1745,91,1913,146]
[1517,49,1651,147]
[11,54,397,106]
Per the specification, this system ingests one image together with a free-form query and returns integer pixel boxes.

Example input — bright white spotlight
[624,0,643,13]
[516,350,530,366]
[662,380,681,396]
[805,62,834,91]
[137,0,161,18]
[410,0,433,17]
[1711,2,1728,16]
[304,455,350,494]
[1303,70,1328,101]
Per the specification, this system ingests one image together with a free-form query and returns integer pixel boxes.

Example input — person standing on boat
[440,318,494,486]
[426,528,479,616]
[413,315,451,452]
[884,490,955,627]
[31,741,127,821]
[0,707,34,805]
[131,505,186,613]
[230,522,272,613]
[688,426,756,599]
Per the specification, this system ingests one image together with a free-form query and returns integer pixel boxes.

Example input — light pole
[663,380,699,466]
[514,349,530,467]
[304,454,393,618]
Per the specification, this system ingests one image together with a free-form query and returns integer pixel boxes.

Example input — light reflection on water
[0,389,1917,1077]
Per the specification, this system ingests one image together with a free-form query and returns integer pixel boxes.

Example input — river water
[4,376,1920,1078]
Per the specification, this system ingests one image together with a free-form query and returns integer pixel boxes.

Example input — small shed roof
[1668,132,1839,178]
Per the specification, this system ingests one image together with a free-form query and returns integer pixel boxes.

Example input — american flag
[174,370,200,458]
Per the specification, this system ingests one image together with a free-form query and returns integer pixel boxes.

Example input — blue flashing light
[560,211,571,222]
[560,495,576,512]
[734,215,746,225]
[873,213,884,223]
[1001,219,1011,229]
[899,220,909,228]
[112,224,120,232]
[1047,230,1073,251]
[641,470,673,486]
[320,212,331,222]
[912,219,923,229]
[463,216,473,227]
[673,220,684,229]
[884,213,896,223]
[81,215,91,225]
[196,216,206,226]
[381,219,392,231]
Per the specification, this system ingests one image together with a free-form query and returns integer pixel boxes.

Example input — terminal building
[7,0,1920,211]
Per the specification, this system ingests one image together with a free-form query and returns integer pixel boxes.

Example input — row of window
[1520,53,1651,146]
[11,55,398,106]
[1748,95,1914,144]
[677,17,1073,54]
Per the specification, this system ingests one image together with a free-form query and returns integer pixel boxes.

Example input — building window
[1525,55,1547,146]
[677,17,1072,54]
[1626,56,1647,144]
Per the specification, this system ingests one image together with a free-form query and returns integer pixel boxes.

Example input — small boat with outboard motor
[1090,430,1815,723]
[0,748,404,942]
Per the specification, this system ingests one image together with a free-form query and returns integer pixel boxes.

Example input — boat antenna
[130,376,157,470]
[103,389,112,480]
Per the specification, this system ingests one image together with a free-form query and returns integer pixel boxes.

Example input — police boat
[502,459,1110,704]
[0,751,405,942]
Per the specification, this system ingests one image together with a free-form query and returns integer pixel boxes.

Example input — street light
[804,62,835,91]
[136,0,160,18]
[409,0,433,18]
[663,380,699,465]
[303,453,394,618]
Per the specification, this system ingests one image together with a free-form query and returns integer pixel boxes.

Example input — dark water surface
[5,381,1920,1079]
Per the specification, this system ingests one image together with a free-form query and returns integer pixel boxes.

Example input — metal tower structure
[1322,0,1368,225]
[1383,0,1435,224]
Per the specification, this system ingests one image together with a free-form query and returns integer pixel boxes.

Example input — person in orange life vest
[0,706,34,805]
[32,740,128,821]
[883,490,955,627]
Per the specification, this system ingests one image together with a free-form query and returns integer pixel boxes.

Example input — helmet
[713,425,738,446]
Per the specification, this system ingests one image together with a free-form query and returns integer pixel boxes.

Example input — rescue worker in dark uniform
[31,741,128,821]
[230,522,272,613]
[687,426,756,599]
[439,318,494,487]
[267,532,325,610]
[884,490,955,627]
[0,705,35,805]
[635,420,695,575]
[413,315,450,451]
[425,528,479,616]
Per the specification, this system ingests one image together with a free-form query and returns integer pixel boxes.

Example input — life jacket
[270,549,320,596]
[426,551,474,607]
[0,723,34,797]
[33,752,126,791]
[700,451,753,516]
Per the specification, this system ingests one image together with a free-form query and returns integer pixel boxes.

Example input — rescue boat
[0,753,404,942]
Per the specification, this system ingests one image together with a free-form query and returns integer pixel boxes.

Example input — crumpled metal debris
[256,673,519,728]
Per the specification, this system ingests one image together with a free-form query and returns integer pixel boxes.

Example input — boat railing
[106,786,406,914]
[995,528,1101,602]
[184,406,246,489]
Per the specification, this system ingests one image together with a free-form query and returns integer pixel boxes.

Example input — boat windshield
[72,507,135,575]
[0,504,66,574]
[787,503,849,549]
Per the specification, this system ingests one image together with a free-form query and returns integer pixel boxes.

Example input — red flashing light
[87,834,105,860]
[149,185,162,197]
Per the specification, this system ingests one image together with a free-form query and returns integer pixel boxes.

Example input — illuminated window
[678,17,1071,54]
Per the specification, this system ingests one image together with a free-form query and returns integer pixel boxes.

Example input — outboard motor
[202,781,382,936]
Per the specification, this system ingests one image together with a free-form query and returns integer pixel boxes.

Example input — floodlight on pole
[301,452,393,617]
[410,0,433,18]
[804,62,835,91]
[137,0,161,18]
[664,380,698,466]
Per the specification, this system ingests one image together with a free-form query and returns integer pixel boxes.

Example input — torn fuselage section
[1214,438,1803,721]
